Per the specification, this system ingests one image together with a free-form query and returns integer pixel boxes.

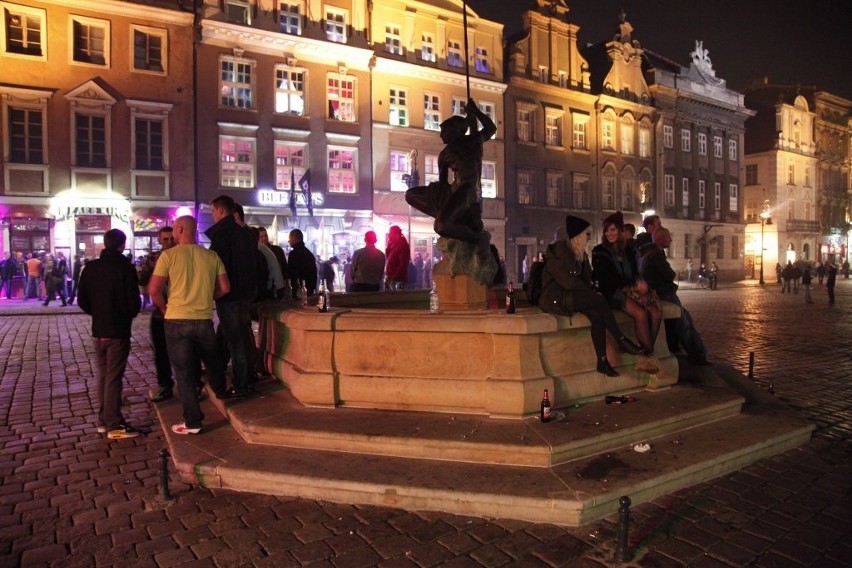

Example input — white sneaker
[171,423,202,435]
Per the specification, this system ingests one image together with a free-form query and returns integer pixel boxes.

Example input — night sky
[464,0,852,100]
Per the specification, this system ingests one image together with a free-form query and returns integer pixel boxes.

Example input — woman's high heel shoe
[617,336,644,355]
[597,357,620,377]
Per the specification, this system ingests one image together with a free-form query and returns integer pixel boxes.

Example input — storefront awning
[374,214,436,236]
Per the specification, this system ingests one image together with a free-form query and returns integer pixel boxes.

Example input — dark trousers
[659,292,707,360]
[351,283,380,292]
[165,319,227,428]
[573,289,624,360]
[94,337,130,430]
[828,286,835,304]
[216,300,254,394]
[0,277,11,299]
[150,312,173,389]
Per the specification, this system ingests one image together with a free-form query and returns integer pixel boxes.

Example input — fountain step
[154,363,813,525]
[210,380,745,468]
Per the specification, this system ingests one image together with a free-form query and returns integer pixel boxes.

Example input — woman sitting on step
[591,211,662,374]
[539,214,644,377]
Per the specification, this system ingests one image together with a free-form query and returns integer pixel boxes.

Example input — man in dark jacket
[206,195,257,397]
[77,229,142,439]
[639,227,710,365]
[287,229,317,297]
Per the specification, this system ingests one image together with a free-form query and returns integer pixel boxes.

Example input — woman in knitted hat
[539,215,644,377]
[592,212,662,373]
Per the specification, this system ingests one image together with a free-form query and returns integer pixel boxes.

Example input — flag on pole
[299,168,313,216]
[289,168,297,216]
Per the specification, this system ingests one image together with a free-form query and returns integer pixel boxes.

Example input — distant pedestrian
[0,251,16,299]
[685,258,694,283]
[287,229,318,297]
[801,265,813,304]
[24,254,42,300]
[842,260,850,279]
[816,261,826,285]
[781,261,794,293]
[42,255,67,306]
[351,230,386,292]
[826,263,837,305]
[385,225,410,290]
[77,229,142,439]
[139,226,176,403]
[320,256,339,292]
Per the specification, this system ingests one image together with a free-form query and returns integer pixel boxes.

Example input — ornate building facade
[0,0,195,270]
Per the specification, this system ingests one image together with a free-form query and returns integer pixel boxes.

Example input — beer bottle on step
[540,389,552,422]
[429,280,439,314]
[506,282,516,313]
[300,280,308,307]
[318,280,329,312]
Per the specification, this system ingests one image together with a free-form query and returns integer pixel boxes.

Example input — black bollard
[159,448,172,500]
[747,351,755,380]
[617,495,632,562]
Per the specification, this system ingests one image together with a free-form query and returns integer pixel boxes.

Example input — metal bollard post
[747,351,755,380]
[616,495,632,562]
[159,448,172,500]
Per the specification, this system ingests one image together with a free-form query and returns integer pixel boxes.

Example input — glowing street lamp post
[759,200,772,286]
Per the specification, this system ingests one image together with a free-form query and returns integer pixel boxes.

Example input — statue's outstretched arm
[466,98,496,141]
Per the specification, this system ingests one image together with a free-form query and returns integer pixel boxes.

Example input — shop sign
[257,189,324,208]
[53,204,131,223]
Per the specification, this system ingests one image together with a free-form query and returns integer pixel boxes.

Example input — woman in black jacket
[539,215,643,377]
[592,212,662,373]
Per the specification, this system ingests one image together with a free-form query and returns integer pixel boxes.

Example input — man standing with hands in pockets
[149,216,231,435]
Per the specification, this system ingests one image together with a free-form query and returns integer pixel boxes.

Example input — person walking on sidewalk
[139,226,176,402]
[802,265,814,304]
[149,216,231,435]
[0,251,16,299]
[826,262,837,305]
[77,229,142,439]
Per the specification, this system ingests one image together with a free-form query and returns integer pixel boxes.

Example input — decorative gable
[64,80,118,109]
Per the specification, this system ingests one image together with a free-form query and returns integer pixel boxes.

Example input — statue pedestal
[435,273,487,311]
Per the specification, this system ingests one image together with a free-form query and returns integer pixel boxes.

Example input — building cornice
[373,57,506,95]
[44,0,194,25]
[201,21,376,71]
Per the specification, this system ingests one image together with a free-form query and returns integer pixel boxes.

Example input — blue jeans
[165,319,227,428]
[93,337,130,430]
[215,300,254,394]
[25,275,39,299]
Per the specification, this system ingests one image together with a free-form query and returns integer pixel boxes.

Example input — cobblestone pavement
[0,280,850,567]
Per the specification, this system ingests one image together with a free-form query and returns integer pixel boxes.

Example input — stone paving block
[19,543,67,565]
[651,536,705,565]
[468,543,513,566]
[172,524,215,547]
[706,540,756,566]
[435,531,479,555]
[240,506,279,529]
[636,549,686,567]
[323,513,368,536]
[370,533,420,560]
[405,541,456,567]
[325,532,369,556]
[466,521,510,544]
[289,539,335,564]
[134,534,179,557]
[176,510,216,530]
[492,529,542,560]
[407,519,456,545]
[293,522,335,544]
[356,521,400,543]
[208,516,249,537]
[153,545,196,567]
[145,518,184,539]
[329,547,384,568]
[189,535,229,559]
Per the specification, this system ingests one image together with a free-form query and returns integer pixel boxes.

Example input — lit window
[729,184,738,211]
[220,56,254,109]
[602,118,614,150]
[664,174,675,206]
[275,65,305,115]
[481,161,496,198]
[421,33,435,62]
[538,66,548,83]
[447,40,462,68]
[620,121,634,155]
[713,135,722,157]
[545,113,561,146]
[389,88,407,127]
[325,8,346,43]
[424,93,441,131]
[220,137,255,188]
[7,107,44,164]
[558,71,567,88]
[474,46,490,73]
[681,129,691,152]
[134,118,164,171]
[728,139,737,161]
[328,148,356,193]
[518,109,532,142]
[621,173,634,210]
[518,171,533,205]
[546,173,562,207]
[480,101,496,139]
[663,125,673,148]
[72,17,108,66]
[572,174,589,209]
[2,3,45,58]
[327,75,355,122]
[385,24,401,55]
[274,142,305,190]
[389,150,410,192]
[698,133,707,155]
[602,175,615,210]
[424,154,438,183]
[226,0,250,24]
[279,3,301,35]
[74,112,107,168]
[698,180,706,210]
[572,114,588,149]
[638,126,650,157]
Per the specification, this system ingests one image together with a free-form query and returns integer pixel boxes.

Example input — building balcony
[785,219,820,233]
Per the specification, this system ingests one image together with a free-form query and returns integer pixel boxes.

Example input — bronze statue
[405,98,498,286]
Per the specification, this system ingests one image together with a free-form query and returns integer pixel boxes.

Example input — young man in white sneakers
[77,229,142,439]
[149,215,231,435]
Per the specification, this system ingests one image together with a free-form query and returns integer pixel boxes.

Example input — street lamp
[759,200,772,286]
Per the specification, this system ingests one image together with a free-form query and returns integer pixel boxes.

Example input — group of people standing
[777,259,840,305]
[0,250,85,305]
[538,212,711,377]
